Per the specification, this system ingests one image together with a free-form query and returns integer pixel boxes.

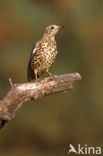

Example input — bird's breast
[42,40,57,59]
[42,41,57,66]
[32,39,58,72]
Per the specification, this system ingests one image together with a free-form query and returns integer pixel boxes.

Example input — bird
[27,24,64,81]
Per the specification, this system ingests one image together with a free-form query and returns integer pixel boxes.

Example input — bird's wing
[27,41,40,82]
[27,45,35,82]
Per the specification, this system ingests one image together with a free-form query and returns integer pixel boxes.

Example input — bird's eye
[51,26,54,29]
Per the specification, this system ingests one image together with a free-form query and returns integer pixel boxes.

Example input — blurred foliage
[0,0,103,156]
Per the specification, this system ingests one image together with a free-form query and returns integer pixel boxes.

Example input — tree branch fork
[0,73,81,128]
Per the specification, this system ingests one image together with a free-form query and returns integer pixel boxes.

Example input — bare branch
[0,73,81,129]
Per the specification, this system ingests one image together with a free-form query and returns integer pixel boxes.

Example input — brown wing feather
[27,51,35,81]
[27,43,40,82]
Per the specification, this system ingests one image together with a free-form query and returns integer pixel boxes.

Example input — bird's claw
[35,78,41,83]
[49,74,58,80]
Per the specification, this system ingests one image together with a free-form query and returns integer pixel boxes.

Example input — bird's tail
[0,119,7,129]
[27,67,36,82]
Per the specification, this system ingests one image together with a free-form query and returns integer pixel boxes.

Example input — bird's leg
[34,70,41,82]
[46,70,53,76]
[46,70,58,80]
[34,70,38,80]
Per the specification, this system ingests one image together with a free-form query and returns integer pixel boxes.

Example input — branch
[0,73,81,129]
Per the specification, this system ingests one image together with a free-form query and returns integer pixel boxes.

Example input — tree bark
[0,73,81,129]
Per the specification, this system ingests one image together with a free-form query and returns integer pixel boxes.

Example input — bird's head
[43,24,64,40]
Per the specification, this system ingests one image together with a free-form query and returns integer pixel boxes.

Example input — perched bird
[27,24,63,81]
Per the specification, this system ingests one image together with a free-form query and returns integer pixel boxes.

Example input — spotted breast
[31,39,57,74]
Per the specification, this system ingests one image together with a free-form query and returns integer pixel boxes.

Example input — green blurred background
[0,0,103,155]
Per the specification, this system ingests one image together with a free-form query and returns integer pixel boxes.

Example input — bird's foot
[34,78,42,83]
[46,71,58,79]
[49,74,58,80]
